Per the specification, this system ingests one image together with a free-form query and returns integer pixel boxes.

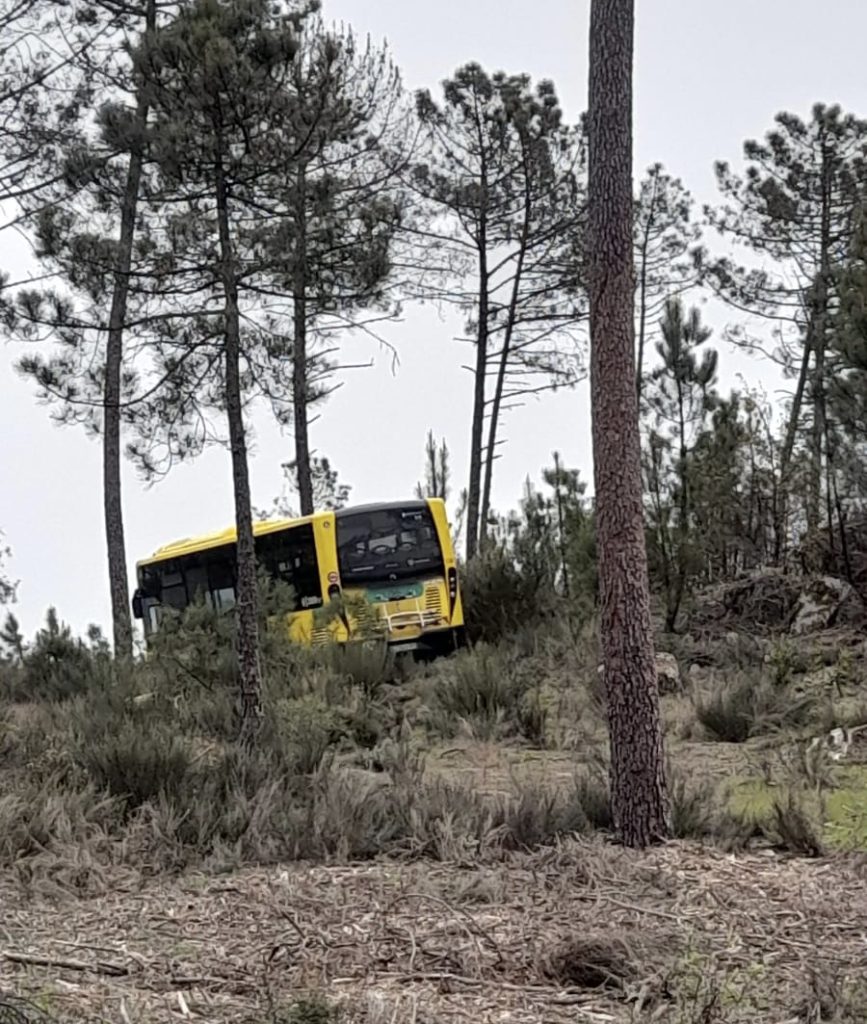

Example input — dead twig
[2,950,130,977]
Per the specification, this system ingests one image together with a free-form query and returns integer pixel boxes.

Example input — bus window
[160,567,187,610]
[205,545,236,610]
[336,505,443,583]
[256,524,322,610]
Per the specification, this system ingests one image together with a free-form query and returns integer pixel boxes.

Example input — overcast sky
[3,0,867,638]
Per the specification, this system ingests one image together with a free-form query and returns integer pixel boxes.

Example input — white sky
[3,0,867,637]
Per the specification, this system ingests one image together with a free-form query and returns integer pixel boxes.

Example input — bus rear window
[336,506,443,583]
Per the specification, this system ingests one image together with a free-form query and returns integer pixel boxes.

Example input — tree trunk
[635,174,658,399]
[479,155,532,543]
[214,133,262,740]
[588,0,668,847]
[465,224,489,561]
[553,451,571,601]
[774,332,812,561]
[808,133,833,538]
[292,162,314,516]
[102,0,156,659]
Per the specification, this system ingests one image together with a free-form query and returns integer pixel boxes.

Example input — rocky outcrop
[687,569,866,636]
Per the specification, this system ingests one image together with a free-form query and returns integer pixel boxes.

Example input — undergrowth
[1,583,863,883]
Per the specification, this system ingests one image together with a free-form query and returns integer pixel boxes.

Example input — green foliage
[643,298,718,632]
[767,789,826,857]
[76,718,193,811]
[0,532,16,605]
[693,668,817,743]
[633,163,702,392]
[275,995,339,1024]
[0,608,110,702]
[428,644,527,741]
[262,456,352,519]
[463,461,596,645]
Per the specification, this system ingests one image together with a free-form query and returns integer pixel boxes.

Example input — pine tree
[257,22,410,514]
[704,104,867,553]
[264,455,352,518]
[413,65,585,559]
[633,164,700,397]
[135,0,309,736]
[0,0,93,223]
[643,299,718,630]
[11,0,165,658]
[415,430,451,500]
[0,531,15,605]
[587,0,668,847]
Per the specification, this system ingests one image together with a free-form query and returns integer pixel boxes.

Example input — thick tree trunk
[102,0,156,659]
[292,163,314,516]
[465,229,489,561]
[214,138,262,740]
[588,0,668,847]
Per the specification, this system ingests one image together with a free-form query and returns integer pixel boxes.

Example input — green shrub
[76,717,193,810]
[765,789,826,857]
[323,640,394,697]
[572,766,613,830]
[276,995,339,1024]
[429,644,523,740]
[460,546,548,645]
[694,669,817,743]
[3,609,102,702]
[271,696,343,775]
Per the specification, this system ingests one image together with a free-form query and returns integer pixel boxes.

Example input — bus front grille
[424,586,443,615]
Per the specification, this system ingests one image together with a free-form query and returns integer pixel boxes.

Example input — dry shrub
[541,933,636,990]
[765,789,826,858]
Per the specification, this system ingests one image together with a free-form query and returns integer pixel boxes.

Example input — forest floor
[1,829,866,1024]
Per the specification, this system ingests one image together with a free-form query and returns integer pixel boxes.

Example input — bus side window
[207,547,236,610]
[161,568,187,610]
[257,525,322,610]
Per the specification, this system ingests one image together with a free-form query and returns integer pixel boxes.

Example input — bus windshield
[336,505,443,584]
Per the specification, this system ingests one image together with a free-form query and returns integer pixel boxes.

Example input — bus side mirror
[132,591,144,620]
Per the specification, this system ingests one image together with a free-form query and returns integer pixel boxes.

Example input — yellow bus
[132,498,466,656]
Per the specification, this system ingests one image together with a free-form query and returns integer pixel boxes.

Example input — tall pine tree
[587,0,668,847]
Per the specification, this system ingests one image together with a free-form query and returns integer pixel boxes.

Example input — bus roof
[137,498,442,568]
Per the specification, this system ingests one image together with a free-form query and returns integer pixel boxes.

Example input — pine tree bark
[588,0,669,847]
[103,0,156,659]
[465,220,489,561]
[292,162,314,516]
[213,129,262,740]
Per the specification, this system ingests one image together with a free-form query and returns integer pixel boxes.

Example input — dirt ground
[1,838,866,1024]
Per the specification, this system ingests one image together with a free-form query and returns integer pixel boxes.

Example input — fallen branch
[2,951,129,977]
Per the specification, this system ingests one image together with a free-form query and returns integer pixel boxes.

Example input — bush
[429,644,523,740]
[76,717,194,811]
[694,668,817,743]
[2,609,103,702]
[460,546,549,645]
[324,640,395,697]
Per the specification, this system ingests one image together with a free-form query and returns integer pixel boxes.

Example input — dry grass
[0,841,865,1022]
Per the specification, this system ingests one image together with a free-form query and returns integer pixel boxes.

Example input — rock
[790,575,863,635]
[688,662,710,685]
[655,652,681,694]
